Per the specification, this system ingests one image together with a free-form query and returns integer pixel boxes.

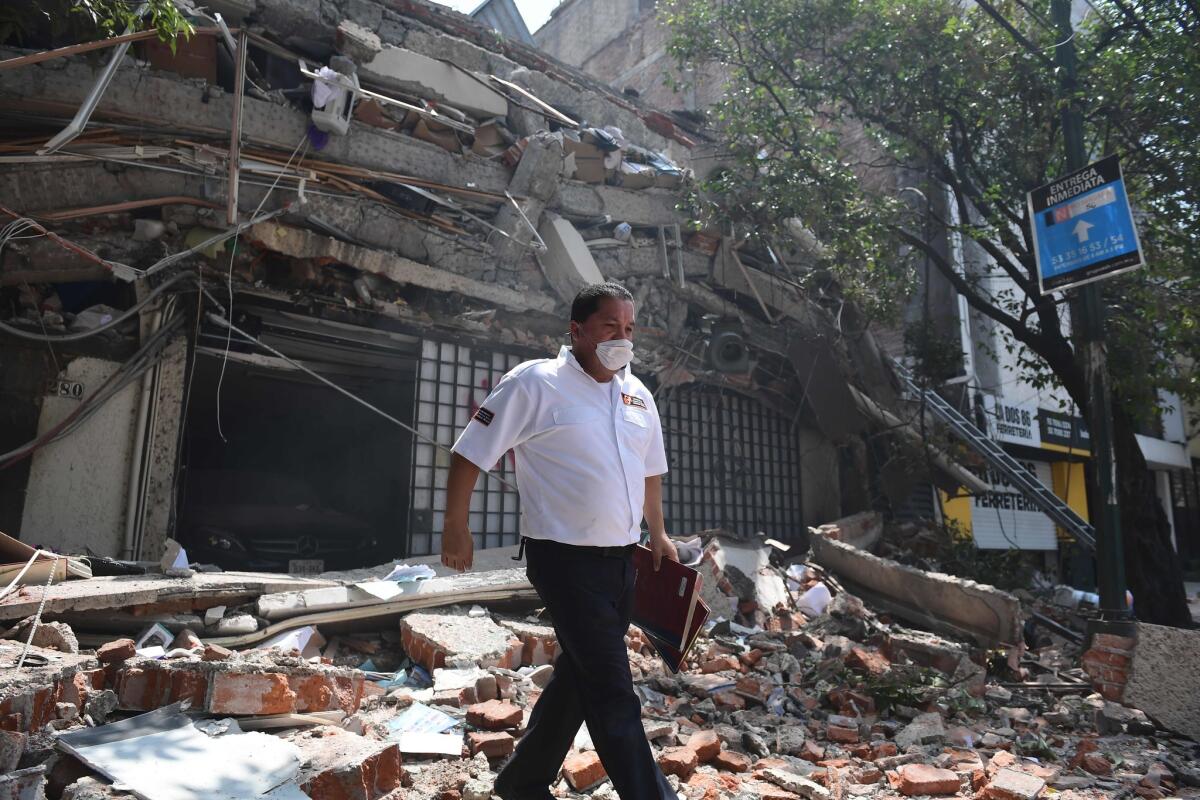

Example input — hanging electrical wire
[0,313,188,470]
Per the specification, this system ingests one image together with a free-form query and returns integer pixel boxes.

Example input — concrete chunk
[401,610,522,671]
[362,46,508,118]
[536,212,605,303]
[1122,622,1200,741]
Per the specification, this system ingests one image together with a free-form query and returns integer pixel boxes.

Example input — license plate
[288,559,324,576]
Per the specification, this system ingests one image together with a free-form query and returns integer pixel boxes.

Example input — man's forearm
[446,453,481,523]
[644,474,667,539]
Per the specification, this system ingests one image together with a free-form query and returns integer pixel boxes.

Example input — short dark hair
[570,282,634,323]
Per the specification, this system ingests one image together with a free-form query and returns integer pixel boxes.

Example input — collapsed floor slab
[810,532,1022,648]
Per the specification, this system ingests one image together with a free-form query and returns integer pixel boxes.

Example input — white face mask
[594,338,635,371]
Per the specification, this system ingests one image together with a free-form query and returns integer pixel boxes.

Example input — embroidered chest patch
[621,393,647,410]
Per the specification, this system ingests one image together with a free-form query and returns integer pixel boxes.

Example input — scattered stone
[760,768,831,800]
[894,712,946,749]
[467,731,515,760]
[97,638,136,664]
[984,768,1046,800]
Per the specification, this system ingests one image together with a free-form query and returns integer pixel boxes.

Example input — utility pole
[1050,0,1131,627]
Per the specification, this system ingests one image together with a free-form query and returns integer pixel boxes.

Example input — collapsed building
[0,0,970,573]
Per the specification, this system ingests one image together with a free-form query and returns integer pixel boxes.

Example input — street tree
[665,0,1198,625]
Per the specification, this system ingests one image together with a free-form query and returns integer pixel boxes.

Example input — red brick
[701,656,741,674]
[466,700,522,730]
[846,647,890,676]
[1092,633,1136,651]
[740,649,764,668]
[1083,649,1132,668]
[97,639,136,664]
[801,740,826,762]
[896,764,962,796]
[203,644,234,661]
[291,675,335,712]
[827,725,859,744]
[659,747,700,780]
[563,751,607,791]
[713,750,752,773]
[467,731,515,760]
[687,730,722,762]
[169,670,209,709]
[871,742,898,760]
[210,672,296,715]
[116,667,173,711]
[713,692,746,711]
[687,772,723,800]
[736,676,772,700]
[301,739,402,800]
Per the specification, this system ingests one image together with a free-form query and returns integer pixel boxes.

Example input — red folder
[643,596,709,674]
[631,545,702,651]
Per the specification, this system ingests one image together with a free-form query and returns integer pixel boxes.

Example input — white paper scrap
[395,732,462,756]
[382,563,437,583]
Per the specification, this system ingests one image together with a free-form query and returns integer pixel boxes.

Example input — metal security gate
[407,339,529,557]
[659,386,805,541]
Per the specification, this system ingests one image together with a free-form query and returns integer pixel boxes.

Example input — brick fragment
[713,692,746,711]
[701,656,741,674]
[826,725,859,744]
[97,639,136,664]
[465,699,522,730]
[895,764,962,796]
[294,728,402,800]
[686,730,722,762]
[203,644,234,661]
[712,750,752,773]
[467,731,515,760]
[845,646,890,676]
[658,747,700,780]
[563,751,607,791]
[210,672,296,715]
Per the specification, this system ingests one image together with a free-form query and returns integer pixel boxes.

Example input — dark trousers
[495,538,675,800]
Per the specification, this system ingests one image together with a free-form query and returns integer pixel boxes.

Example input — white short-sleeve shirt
[451,346,668,547]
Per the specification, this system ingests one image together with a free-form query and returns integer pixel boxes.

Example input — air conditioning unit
[707,320,750,374]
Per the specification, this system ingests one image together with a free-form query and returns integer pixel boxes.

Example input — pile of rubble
[2,519,1199,800]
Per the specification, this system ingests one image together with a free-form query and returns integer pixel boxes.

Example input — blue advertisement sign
[1028,155,1144,294]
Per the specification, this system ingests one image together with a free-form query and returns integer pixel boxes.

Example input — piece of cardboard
[562,137,607,184]
[413,118,462,153]
[615,161,657,190]
[472,120,514,157]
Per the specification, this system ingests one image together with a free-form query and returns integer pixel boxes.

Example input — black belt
[514,536,635,561]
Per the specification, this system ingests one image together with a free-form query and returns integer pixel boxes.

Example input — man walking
[440,281,678,800]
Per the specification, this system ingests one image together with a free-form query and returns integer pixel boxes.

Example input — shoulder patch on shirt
[473,407,495,426]
[621,393,647,410]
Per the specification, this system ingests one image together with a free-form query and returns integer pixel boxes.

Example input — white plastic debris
[796,582,833,617]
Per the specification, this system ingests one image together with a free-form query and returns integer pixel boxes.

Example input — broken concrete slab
[362,46,508,119]
[1122,622,1200,741]
[401,610,522,671]
[248,222,555,314]
[536,212,605,304]
[0,571,337,622]
[715,538,790,612]
[0,765,45,800]
[808,511,883,552]
[810,533,1021,647]
[256,567,534,620]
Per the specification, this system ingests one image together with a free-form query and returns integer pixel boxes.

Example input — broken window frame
[408,338,529,557]
[659,385,806,542]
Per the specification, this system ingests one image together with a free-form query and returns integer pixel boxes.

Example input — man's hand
[441,518,474,572]
[649,530,677,571]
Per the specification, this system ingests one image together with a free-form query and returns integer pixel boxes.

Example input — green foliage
[1,0,192,51]
[664,0,1200,422]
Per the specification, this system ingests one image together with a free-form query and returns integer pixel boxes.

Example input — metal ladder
[893,365,1096,551]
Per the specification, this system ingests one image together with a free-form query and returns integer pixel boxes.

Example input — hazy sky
[435,0,564,34]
